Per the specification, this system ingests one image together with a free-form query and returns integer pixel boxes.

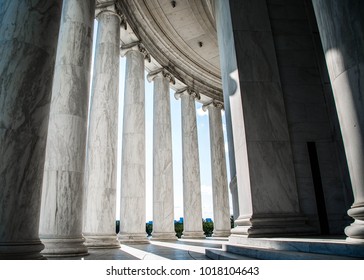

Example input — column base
[230,213,314,238]
[0,240,45,260]
[117,233,149,244]
[182,231,206,239]
[213,230,231,237]
[151,232,177,240]
[344,204,364,243]
[83,234,121,248]
[40,236,88,257]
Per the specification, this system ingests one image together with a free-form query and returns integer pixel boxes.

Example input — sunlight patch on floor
[119,245,171,260]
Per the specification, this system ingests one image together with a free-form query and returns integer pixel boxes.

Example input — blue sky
[91,21,231,222]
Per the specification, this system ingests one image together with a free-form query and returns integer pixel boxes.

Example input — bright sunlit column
[203,101,231,237]
[147,69,177,240]
[175,88,205,239]
[118,42,150,243]
[83,3,121,248]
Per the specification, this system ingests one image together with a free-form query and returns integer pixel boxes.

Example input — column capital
[120,41,151,62]
[202,100,224,112]
[147,68,176,84]
[174,87,201,101]
[95,1,125,28]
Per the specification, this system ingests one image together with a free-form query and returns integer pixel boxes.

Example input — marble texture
[148,70,176,240]
[313,0,364,242]
[175,89,205,239]
[213,0,239,224]
[204,101,231,237]
[0,0,62,260]
[83,5,120,248]
[215,0,311,238]
[268,0,352,235]
[118,45,148,243]
[39,0,94,257]
[229,176,239,222]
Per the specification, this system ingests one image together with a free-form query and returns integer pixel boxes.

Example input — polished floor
[50,238,229,260]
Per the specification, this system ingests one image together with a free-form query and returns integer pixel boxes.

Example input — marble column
[39,0,94,257]
[83,3,121,249]
[0,0,62,260]
[175,88,205,239]
[312,0,364,243]
[147,69,177,240]
[214,0,311,239]
[118,42,150,243]
[203,101,231,237]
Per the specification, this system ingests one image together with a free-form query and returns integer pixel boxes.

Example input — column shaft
[83,6,120,248]
[149,71,176,240]
[0,0,62,260]
[312,0,364,242]
[205,102,231,237]
[178,90,205,239]
[39,0,94,257]
[118,45,148,243]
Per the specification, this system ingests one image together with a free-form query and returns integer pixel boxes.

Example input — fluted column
[203,101,231,237]
[39,0,94,257]
[175,88,205,239]
[312,0,364,243]
[83,3,121,249]
[0,0,62,260]
[147,69,177,240]
[118,42,150,243]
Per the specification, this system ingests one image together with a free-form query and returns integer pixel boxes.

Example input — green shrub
[174,222,183,238]
[203,221,214,237]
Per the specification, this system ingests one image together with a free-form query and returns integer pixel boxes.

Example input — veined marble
[118,46,149,243]
[203,101,231,237]
[39,0,95,257]
[0,0,62,259]
[313,0,364,243]
[215,0,311,238]
[83,5,121,248]
[148,70,177,240]
[176,89,205,239]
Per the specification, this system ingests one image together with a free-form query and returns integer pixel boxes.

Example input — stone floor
[48,236,363,260]
[49,237,229,260]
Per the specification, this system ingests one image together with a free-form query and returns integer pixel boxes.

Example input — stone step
[206,248,256,260]
[228,236,364,258]
[215,244,358,260]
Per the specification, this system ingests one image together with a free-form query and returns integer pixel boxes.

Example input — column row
[0,0,232,259]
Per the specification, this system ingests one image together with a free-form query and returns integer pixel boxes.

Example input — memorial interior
[1,0,364,259]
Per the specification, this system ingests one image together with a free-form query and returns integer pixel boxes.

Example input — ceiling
[114,0,223,103]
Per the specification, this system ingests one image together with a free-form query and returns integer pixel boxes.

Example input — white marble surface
[215,0,309,237]
[176,89,205,238]
[229,176,240,222]
[205,102,231,237]
[0,0,62,259]
[118,47,148,243]
[212,1,238,222]
[83,7,120,248]
[149,70,176,240]
[313,0,364,242]
[39,0,94,256]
